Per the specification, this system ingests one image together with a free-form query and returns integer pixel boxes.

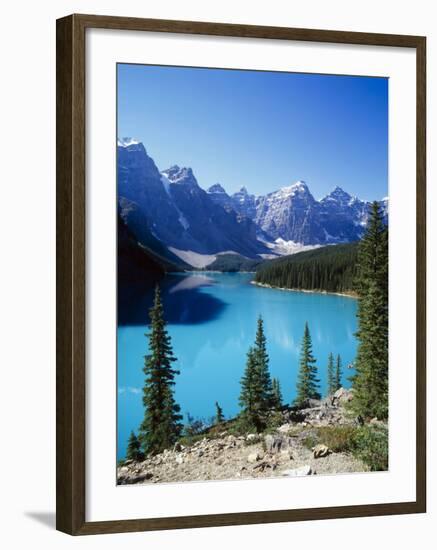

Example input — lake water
[117,272,358,459]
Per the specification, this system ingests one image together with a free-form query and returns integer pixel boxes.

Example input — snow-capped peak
[331,185,350,197]
[161,165,198,187]
[279,180,309,197]
[208,183,227,194]
[117,137,141,147]
[321,186,353,204]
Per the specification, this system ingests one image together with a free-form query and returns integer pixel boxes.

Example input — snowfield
[168,247,217,268]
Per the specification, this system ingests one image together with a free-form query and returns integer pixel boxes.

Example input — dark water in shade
[117,272,357,459]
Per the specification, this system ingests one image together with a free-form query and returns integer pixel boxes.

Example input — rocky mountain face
[206,183,235,212]
[254,181,326,244]
[318,186,369,243]
[118,139,268,259]
[118,138,387,264]
[231,186,258,219]
[207,181,387,246]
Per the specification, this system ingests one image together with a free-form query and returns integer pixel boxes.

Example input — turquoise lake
[117,272,358,459]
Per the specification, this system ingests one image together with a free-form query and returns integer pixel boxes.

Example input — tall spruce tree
[126,431,144,462]
[295,322,320,406]
[239,317,274,430]
[327,352,336,396]
[239,347,259,428]
[351,202,388,419]
[215,401,224,424]
[139,286,183,455]
[272,377,283,410]
[253,316,274,410]
[335,354,342,391]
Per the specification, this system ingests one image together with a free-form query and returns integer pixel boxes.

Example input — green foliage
[295,322,321,406]
[352,425,388,471]
[302,424,388,471]
[126,431,144,462]
[239,347,258,426]
[351,202,388,419]
[335,354,342,391]
[183,412,206,437]
[302,432,319,451]
[254,316,274,408]
[326,352,343,397]
[205,254,262,272]
[238,316,274,431]
[303,425,358,453]
[265,410,285,432]
[215,401,225,424]
[255,242,358,293]
[139,286,183,455]
[228,412,258,436]
[272,377,283,410]
[326,353,336,396]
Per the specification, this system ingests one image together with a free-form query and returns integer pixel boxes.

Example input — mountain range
[117,138,388,268]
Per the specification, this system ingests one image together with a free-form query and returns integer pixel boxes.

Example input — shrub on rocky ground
[308,425,358,452]
[301,424,388,471]
[352,425,388,471]
[227,415,258,436]
[265,410,286,431]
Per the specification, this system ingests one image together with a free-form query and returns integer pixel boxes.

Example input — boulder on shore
[312,444,330,458]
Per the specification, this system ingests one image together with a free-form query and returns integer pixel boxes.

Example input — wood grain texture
[415,36,427,514]
[56,14,86,535]
[56,13,427,535]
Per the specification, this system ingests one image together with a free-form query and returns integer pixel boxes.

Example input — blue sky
[117,64,388,201]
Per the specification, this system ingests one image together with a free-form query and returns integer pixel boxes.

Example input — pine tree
[272,377,283,410]
[215,401,224,424]
[139,286,183,455]
[239,346,259,428]
[335,354,342,391]
[253,316,274,410]
[327,352,336,396]
[351,202,388,419]
[295,322,320,406]
[239,317,274,430]
[126,431,144,462]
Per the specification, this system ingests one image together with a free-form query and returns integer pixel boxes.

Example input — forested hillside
[205,253,262,272]
[254,243,358,293]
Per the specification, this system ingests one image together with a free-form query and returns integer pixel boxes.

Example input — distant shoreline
[251,280,358,299]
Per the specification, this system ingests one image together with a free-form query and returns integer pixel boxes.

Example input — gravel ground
[117,431,368,485]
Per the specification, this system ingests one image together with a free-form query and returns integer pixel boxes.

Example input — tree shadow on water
[118,274,228,326]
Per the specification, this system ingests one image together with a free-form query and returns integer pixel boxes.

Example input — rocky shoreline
[117,388,384,485]
[250,281,357,299]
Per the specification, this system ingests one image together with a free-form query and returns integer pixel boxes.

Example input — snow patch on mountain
[160,173,190,230]
[278,180,309,198]
[258,237,321,258]
[160,174,172,197]
[323,228,342,243]
[162,165,198,187]
[168,247,217,268]
[117,137,140,147]
[208,183,227,194]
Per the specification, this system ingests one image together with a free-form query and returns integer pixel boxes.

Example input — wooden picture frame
[56,13,426,535]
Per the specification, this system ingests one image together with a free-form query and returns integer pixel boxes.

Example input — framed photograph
[56,14,426,535]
